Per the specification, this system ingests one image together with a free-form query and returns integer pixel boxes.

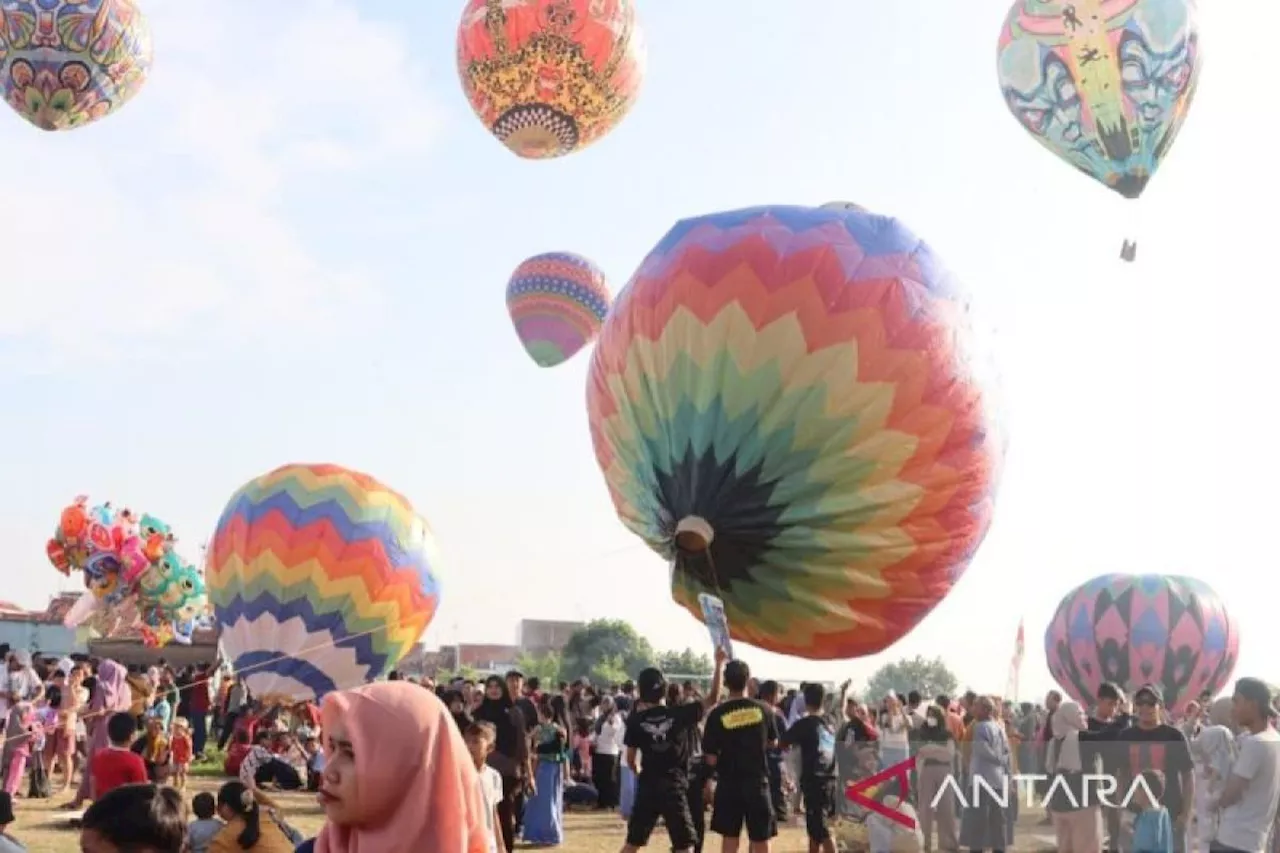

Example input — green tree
[657,648,713,677]
[560,619,655,683]
[434,665,479,682]
[864,655,959,702]
[516,650,563,685]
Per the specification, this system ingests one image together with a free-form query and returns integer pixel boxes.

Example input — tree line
[436,618,967,703]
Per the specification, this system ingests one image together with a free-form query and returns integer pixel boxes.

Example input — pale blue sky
[0,0,1272,700]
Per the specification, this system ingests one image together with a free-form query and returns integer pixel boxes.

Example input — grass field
[7,777,1056,852]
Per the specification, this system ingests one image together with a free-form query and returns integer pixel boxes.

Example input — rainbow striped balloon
[506,252,611,367]
[587,205,1003,660]
[207,464,441,703]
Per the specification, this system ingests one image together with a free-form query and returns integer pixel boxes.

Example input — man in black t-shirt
[620,648,727,853]
[1119,683,1193,852]
[780,683,837,852]
[757,680,790,824]
[1088,681,1132,852]
[702,659,778,850]
[505,669,538,733]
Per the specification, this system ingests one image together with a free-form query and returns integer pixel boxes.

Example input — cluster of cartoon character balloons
[46,497,208,647]
[12,0,1211,689]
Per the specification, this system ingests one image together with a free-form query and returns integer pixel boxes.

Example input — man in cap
[618,647,726,853]
[1119,684,1193,851]
[1212,678,1280,853]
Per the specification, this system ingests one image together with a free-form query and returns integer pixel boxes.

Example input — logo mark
[845,759,916,829]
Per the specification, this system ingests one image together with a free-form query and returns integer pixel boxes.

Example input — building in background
[517,619,582,656]
[456,643,520,673]
[0,594,86,656]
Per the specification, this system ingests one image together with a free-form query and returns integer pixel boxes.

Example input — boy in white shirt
[1213,678,1280,853]
[465,721,507,853]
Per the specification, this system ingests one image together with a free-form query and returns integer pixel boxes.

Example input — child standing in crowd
[466,722,507,853]
[90,713,148,799]
[139,717,171,784]
[187,792,224,853]
[1130,770,1173,853]
[170,718,193,791]
[781,683,839,853]
[0,703,32,796]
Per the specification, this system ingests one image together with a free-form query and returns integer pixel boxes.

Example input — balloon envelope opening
[674,516,714,553]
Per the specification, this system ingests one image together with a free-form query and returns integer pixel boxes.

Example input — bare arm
[625,745,639,774]
[703,647,728,710]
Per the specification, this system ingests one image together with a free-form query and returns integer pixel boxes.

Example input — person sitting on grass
[90,713,148,801]
[79,783,187,853]
[188,792,223,853]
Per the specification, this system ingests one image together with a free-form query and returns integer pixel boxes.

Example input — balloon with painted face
[0,0,153,131]
[1045,573,1239,712]
[996,0,1200,198]
[587,204,1004,660]
[456,0,645,159]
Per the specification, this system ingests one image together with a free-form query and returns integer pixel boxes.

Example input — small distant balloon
[456,0,646,159]
[507,252,611,368]
[0,0,153,131]
[996,0,1200,199]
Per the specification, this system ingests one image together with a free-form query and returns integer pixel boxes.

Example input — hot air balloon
[0,0,153,131]
[586,204,1003,660]
[997,0,1199,200]
[207,464,442,704]
[1045,574,1239,711]
[456,0,645,159]
[507,251,611,367]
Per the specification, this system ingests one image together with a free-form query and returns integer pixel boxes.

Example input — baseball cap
[1134,684,1163,705]
[637,667,666,702]
[1234,677,1271,710]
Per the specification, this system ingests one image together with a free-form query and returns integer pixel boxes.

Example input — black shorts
[802,779,837,843]
[710,778,777,843]
[627,779,696,849]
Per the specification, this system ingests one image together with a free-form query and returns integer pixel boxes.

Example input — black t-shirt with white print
[624,701,705,786]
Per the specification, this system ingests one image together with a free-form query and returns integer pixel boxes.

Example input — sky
[0,0,1272,702]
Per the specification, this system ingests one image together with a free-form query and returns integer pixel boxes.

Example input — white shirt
[593,716,625,756]
[1216,727,1280,852]
[477,764,503,853]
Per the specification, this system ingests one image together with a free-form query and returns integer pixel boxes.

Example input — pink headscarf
[314,681,488,853]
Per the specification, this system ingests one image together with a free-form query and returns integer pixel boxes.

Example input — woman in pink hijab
[65,658,130,809]
[308,681,489,853]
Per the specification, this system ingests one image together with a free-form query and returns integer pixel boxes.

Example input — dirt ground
[8,779,1057,852]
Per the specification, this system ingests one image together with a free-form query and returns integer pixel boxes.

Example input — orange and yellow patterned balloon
[456,0,645,159]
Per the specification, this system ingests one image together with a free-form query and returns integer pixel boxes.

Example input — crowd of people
[0,640,1278,852]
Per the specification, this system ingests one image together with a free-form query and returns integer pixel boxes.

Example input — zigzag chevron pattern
[207,463,441,701]
[506,252,611,367]
[586,205,1003,660]
[1045,573,1240,712]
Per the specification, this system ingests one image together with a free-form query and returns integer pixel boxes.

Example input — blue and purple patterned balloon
[506,252,612,368]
